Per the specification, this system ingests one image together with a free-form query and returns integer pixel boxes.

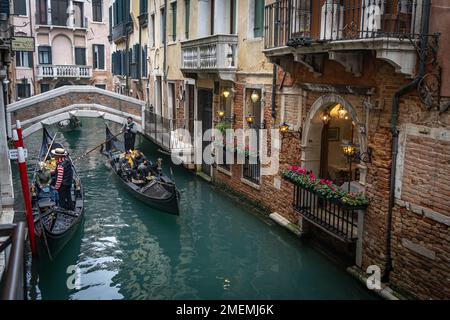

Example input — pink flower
[291,165,299,172]
[320,179,326,185]
[309,172,315,182]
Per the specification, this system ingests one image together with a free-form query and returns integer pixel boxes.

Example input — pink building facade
[9,0,112,102]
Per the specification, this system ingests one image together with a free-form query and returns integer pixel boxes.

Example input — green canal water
[16,118,375,300]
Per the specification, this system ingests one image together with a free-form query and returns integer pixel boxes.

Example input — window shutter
[99,45,105,70]
[253,0,264,38]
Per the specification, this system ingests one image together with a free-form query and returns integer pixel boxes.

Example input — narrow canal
[15,118,374,300]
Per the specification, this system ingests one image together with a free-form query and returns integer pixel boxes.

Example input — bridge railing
[145,111,194,153]
[0,223,26,300]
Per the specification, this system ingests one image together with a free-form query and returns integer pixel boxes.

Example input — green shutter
[254,0,264,38]
[172,2,177,42]
[184,0,190,39]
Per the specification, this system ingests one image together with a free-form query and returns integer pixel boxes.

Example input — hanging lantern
[250,90,260,103]
[322,112,330,124]
[338,105,348,119]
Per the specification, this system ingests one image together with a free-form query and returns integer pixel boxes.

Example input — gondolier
[52,148,74,210]
[122,117,138,151]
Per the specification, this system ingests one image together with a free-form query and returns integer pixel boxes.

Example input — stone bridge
[6,86,147,137]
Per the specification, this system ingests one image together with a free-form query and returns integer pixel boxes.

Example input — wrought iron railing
[38,65,93,78]
[0,223,26,300]
[243,155,261,185]
[217,144,232,171]
[265,0,426,49]
[292,184,361,242]
[145,111,194,152]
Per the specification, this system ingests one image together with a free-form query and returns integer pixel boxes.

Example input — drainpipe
[271,64,277,124]
[383,0,431,282]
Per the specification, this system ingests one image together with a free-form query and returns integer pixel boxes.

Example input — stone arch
[301,93,367,186]
[7,86,147,137]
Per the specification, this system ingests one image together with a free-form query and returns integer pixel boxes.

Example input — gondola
[31,127,84,259]
[57,114,82,132]
[102,125,180,215]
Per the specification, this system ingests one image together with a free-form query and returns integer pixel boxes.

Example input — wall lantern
[342,143,357,157]
[250,90,260,103]
[279,122,290,134]
[217,110,225,119]
[222,89,230,99]
[246,114,254,125]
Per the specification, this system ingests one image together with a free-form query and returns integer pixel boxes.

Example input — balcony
[37,65,93,79]
[112,20,133,43]
[264,0,426,77]
[181,34,238,81]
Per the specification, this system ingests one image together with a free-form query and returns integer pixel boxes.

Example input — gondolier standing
[52,148,74,210]
[123,117,138,151]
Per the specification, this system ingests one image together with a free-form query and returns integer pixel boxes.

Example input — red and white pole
[15,120,24,148]
[13,126,37,256]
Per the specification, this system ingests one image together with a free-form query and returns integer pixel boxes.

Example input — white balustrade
[38,65,93,78]
[181,35,238,71]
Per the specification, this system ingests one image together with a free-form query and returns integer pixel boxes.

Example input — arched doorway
[301,94,367,187]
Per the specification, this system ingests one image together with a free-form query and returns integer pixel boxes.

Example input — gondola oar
[73,130,124,162]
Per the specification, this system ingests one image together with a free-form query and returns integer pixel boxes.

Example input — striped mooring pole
[13,121,37,256]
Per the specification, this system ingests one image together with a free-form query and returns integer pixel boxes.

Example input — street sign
[9,149,28,160]
[11,36,35,52]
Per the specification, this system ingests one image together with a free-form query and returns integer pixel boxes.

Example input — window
[40,84,50,93]
[253,0,264,38]
[139,0,148,15]
[160,7,166,45]
[92,0,102,22]
[171,2,177,42]
[184,0,190,39]
[75,48,86,65]
[37,0,47,24]
[142,45,148,78]
[38,46,52,64]
[108,6,112,39]
[13,0,27,16]
[150,14,155,47]
[73,1,84,27]
[113,0,129,26]
[93,44,105,69]
[16,51,33,67]
[17,82,31,99]
[168,82,176,119]
[51,0,69,26]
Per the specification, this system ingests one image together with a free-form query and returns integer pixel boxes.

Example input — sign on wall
[11,36,35,52]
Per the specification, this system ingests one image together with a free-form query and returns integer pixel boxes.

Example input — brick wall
[215,56,450,299]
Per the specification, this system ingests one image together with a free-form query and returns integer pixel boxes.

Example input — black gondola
[102,125,180,215]
[57,114,82,132]
[31,128,84,259]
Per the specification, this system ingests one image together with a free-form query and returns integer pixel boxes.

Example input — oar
[73,130,124,162]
